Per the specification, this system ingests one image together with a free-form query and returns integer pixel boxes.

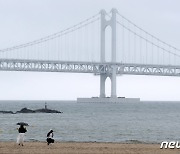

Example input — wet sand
[0,142,178,154]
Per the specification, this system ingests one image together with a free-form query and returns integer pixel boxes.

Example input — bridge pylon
[100,8,117,98]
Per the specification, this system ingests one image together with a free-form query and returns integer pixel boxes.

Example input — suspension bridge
[0,8,180,101]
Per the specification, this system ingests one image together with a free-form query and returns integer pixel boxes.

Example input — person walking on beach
[47,129,54,145]
[17,125,27,146]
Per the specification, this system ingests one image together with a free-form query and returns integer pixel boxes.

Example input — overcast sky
[0,0,180,101]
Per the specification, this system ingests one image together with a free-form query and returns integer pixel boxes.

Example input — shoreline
[0,141,178,154]
[0,139,160,144]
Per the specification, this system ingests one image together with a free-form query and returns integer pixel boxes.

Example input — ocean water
[0,101,180,143]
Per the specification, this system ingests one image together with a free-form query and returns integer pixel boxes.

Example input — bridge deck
[0,59,180,77]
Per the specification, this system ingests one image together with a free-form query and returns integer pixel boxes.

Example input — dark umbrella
[16,122,29,126]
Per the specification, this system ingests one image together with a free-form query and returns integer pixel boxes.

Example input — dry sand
[0,142,179,154]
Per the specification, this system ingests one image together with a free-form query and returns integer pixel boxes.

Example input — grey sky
[0,0,180,101]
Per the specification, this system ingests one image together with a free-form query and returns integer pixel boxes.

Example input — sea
[0,101,180,143]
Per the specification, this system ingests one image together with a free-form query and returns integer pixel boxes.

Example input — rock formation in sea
[0,111,14,114]
[0,103,62,114]
[16,107,62,113]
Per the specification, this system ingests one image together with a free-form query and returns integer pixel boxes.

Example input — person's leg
[50,138,54,143]
[22,134,24,146]
[17,134,20,145]
[52,139,54,143]
[47,138,50,145]
[20,133,25,146]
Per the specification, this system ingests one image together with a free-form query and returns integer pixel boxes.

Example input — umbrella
[16,122,29,126]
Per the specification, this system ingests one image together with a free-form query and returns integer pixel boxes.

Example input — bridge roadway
[0,59,180,77]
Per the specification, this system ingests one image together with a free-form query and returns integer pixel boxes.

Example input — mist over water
[0,101,180,143]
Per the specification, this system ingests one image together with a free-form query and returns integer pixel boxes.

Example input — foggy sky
[0,0,180,101]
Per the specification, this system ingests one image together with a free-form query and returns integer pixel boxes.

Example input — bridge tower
[100,8,117,98]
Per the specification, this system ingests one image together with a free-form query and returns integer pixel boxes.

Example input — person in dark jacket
[17,125,27,146]
[47,129,54,145]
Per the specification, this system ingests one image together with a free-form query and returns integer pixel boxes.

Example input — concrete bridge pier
[110,65,117,98]
[100,74,107,98]
[99,66,117,98]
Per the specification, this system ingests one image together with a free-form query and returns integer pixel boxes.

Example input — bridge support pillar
[110,8,117,98]
[99,8,118,99]
[100,74,107,98]
[110,66,117,98]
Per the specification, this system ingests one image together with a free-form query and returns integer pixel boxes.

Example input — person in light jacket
[46,129,54,145]
[17,125,27,146]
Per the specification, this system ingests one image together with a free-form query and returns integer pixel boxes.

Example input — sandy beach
[0,142,179,154]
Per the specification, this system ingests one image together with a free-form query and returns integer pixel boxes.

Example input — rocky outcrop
[16,108,35,113]
[35,108,62,113]
[0,107,62,114]
[0,111,14,114]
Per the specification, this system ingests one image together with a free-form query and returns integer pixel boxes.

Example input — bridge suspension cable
[0,13,101,62]
[1,9,179,66]
[116,20,180,57]
[117,12,180,52]
[0,13,100,52]
[116,12,180,66]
